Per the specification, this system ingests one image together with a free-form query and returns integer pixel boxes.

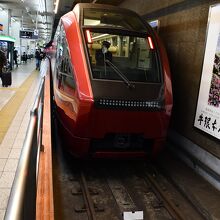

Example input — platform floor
[0,61,41,219]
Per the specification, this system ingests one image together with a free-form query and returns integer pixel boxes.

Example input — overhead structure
[0,1,126,44]
[0,0,54,41]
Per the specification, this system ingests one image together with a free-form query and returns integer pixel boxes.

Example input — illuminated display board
[20,30,38,39]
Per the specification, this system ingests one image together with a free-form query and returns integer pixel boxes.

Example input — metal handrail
[4,74,46,220]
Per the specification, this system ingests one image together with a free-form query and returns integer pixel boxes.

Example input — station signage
[194,4,220,140]
[20,30,38,39]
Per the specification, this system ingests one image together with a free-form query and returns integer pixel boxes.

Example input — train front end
[55,4,172,158]
[78,4,172,158]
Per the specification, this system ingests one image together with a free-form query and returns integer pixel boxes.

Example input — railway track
[51,118,205,220]
[143,171,185,220]
[53,142,205,220]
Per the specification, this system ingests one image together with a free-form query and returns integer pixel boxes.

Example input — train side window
[64,60,76,90]
[59,35,76,94]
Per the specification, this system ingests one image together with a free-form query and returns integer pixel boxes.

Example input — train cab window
[85,31,160,83]
[82,7,161,84]
[56,27,76,95]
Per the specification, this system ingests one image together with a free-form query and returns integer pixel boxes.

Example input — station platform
[0,61,41,220]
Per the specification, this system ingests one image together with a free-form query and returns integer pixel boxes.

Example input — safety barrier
[4,75,45,220]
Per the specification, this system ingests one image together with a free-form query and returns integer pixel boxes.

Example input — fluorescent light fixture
[0,7,3,11]
[84,19,100,26]
[92,33,109,40]
[41,15,46,24]
[38,0,45,13]
[54,0,60,14]
[43,15,46,24]
[11,17,16,22]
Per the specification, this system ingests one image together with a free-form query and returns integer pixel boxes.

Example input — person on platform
[22,52,27,63]
[0,48,6,85]
[13,49,18,67]
[35,49,41,70]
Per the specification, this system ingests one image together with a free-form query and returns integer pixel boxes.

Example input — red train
[51,3,173,159]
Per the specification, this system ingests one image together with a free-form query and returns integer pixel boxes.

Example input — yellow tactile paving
[0,70,38,144]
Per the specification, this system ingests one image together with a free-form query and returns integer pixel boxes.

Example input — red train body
[51,3,173,158]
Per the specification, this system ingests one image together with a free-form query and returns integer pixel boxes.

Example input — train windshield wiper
[105,59,135,89]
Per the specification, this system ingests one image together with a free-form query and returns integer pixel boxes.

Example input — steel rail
[144,172,186,220]
[80,171,97,220]
[4,76,45,220]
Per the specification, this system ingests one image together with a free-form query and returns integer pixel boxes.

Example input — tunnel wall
[119,0,220,158]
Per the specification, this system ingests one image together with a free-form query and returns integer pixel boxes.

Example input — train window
[61,59,76,94]
[83,8,146,32]
[56,26,76,94]
[85,31,161,83]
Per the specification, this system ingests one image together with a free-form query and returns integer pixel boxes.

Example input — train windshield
[85,30,161,83]
[83,8,146,32]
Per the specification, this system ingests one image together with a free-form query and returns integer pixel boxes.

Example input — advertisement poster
[194,4,220,139]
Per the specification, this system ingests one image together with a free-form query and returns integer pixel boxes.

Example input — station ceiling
[0,0,54,41]
[0,0,124,42]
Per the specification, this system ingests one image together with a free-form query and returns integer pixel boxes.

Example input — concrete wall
[120,0,220,157]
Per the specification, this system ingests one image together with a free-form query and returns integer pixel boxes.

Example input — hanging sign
[33,29,39,39]
[20,30,38,39]
[194,4,220,139]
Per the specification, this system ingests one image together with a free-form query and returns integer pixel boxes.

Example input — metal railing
[4,76,45,220]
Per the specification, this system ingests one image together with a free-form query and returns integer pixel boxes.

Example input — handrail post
[23,124,38,219]
[4,73,46,220]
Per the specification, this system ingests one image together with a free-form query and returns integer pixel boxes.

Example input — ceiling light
[54,0,60,14]
[92,33,109,40]
[38,0,45,13]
